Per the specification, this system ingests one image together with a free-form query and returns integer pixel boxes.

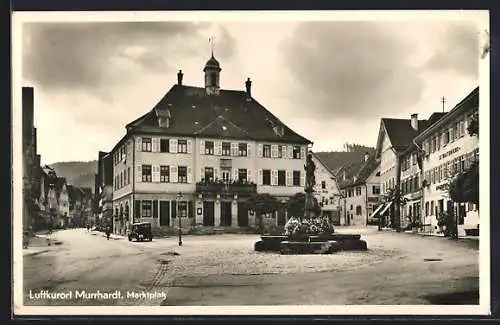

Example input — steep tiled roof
[54,177,66,196]
[336,155,380,189]
[314,149,375,174]
[311,152,337,176]
[381,113,446,152]
[126,84,311,144]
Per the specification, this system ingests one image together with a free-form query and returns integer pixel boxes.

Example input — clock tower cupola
[204,37,221,96]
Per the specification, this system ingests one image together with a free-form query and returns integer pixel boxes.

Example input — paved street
[23,228,479,306]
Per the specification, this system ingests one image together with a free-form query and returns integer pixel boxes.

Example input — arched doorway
[119,204,124,235]
[125,202,130,233]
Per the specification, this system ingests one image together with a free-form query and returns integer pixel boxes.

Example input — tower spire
[209,36,216,57]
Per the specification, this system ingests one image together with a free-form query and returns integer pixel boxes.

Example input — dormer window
[158,117,169,128]
[156,108,171,128]
[273,125,284,137]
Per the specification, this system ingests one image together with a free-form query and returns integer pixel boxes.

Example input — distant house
[336,153,381,226]
[68,186,93,227]
[311,152,342,225]
[55,177,70,227]
[37,166,60,229]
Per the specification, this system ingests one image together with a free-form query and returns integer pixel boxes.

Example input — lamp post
[177,192,183,246]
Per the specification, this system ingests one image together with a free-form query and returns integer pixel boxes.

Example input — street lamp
[176,192,183,246]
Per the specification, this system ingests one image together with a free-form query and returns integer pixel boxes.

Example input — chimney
[245,77,252,100]
[410,113,418,131]
[177,70,183,85]
[364,152,370,162]
[22,87,34,148]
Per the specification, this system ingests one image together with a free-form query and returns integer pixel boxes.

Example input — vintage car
[128,222,153,242]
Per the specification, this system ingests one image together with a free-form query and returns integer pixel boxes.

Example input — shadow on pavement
[423,290,479,305]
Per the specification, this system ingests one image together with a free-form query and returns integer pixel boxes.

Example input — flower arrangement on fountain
[284,216,334,237]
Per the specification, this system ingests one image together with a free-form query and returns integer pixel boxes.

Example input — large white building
[413,87,479,235]
[108,54,312,231]
[311,153,342,224]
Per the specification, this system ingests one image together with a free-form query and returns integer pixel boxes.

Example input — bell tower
[204,36,221,96]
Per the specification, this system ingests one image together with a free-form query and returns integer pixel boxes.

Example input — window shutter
[286,171,292,186]
[215,141,222,156]
[301,146,307,159]
[134,200,141,220]
[153,200,158,219]
[170,166,178,183]
[287,146,293,159]
[136,164,142,183]
[200,168,205,181]
[171,201,177,219]
[151,165,157,182]
[136,137,141,152]
[214,167,219,180]
[247,169,252,183]
[200,140,205,155]
[300,171,305,187]
[187,140,193,154]
[258,170,263,185]
[271,145,278,158]
[231,143,238,156]
[152,138,159,152]
[272,170,278,186]
[187,167,193,183]
[170,139,178,153]
[257,144,263,157]
[233,168,238,181]
[247,143,252,156]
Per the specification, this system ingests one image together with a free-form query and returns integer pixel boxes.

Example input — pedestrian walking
[106,226,111,240]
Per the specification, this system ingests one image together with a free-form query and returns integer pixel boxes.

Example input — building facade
[107,54,311,231]
[96,151,114,230]
[22,87,38,234]
[311,153,342,224]
[338,153,381,226]
[400,145,423,228]
[375,112,445,228]
[414,87,479,235]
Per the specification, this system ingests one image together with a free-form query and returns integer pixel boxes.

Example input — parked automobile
[128,222,153,242]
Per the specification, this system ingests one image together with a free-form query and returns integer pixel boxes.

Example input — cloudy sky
[19,13,484,165]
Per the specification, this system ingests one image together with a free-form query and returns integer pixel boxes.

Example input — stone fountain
[254,151,368,254]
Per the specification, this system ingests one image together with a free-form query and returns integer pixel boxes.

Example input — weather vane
[209,36,216,56]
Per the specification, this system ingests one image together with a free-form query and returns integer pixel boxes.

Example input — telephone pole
[441,96,446,113]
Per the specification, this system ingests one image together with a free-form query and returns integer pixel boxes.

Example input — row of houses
[374,87,479,235]
[92,52,479,236]
[22,87,94,232]
[316,87,479,235]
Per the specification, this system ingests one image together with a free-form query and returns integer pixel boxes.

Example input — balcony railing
[196,180,257,195]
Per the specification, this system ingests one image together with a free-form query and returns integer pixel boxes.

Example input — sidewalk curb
[23,249,51,257]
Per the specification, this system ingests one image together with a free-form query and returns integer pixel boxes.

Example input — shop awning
[368,203,386,219]
[379,201,393,215]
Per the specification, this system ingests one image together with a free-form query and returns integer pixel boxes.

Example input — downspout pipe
[132,136,135,224]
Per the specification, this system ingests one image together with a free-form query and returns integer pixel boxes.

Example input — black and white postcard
[12,10,491,316]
